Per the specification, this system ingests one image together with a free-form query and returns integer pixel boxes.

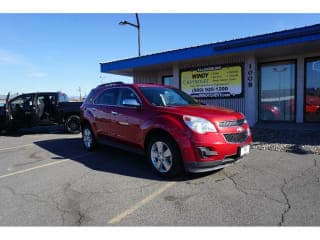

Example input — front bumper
[184,154,243,173]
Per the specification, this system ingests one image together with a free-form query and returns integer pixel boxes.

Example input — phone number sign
[181,65,243,98]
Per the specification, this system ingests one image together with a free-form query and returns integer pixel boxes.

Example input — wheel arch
[144,128,180,154]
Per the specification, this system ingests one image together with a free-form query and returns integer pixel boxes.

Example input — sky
[1,13,320,97]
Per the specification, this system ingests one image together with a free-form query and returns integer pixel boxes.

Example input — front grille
[223,131,248,143]
[219,119,245,128]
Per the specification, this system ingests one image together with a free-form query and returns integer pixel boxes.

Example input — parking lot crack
[76,211,85,226]
[2,186,53,205]
[52,200,67,226]
[2,186,17,196]
[221,172,285,205]
[279,179,291,226]
[223,172,248,196]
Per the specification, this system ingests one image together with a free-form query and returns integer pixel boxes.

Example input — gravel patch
[251,126,320,155]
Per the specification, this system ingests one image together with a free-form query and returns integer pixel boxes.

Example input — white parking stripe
[0,144,34,152]
[0,153,91,180]
[108,181,176,224]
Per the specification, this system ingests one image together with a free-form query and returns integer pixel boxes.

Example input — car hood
[157,105,245,122]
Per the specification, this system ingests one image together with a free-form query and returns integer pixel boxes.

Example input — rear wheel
[65,115,80,133]
[82,124,96,151]
[147,135,183,178]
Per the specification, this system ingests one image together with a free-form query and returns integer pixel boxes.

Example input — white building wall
[133,71,160,84]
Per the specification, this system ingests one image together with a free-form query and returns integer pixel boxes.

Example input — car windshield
[139,86,199,107]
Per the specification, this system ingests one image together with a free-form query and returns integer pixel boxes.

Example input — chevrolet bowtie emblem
[236,127,244,133]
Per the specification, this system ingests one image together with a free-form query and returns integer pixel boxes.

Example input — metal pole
[135,13,141,56]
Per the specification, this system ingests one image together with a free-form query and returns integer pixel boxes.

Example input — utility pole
[78,87,82,101]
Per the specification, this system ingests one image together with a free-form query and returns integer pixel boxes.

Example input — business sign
[181,65,243,98]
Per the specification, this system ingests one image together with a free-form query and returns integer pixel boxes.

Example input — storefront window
[305,59,320,122]
[162,75,174,86]
[259,62,296,121]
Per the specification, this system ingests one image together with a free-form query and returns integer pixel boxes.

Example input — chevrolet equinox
[80,82,252,177]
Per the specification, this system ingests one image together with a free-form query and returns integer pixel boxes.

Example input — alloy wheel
[150,141,173,173]
[83,128,93,149]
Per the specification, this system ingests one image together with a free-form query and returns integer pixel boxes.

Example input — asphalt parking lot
[0,126,319,226]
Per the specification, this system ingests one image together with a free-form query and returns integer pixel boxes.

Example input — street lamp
[119,13,141,56]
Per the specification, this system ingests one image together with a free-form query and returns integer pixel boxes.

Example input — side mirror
[122,98,141,108]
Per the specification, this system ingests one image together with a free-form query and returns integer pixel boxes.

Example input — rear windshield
[139,87,199,107]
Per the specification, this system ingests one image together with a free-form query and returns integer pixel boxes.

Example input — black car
[0,92,82,133]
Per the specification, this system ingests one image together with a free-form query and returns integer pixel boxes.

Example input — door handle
[111,111,118,115]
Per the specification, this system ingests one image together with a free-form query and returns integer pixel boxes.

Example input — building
[100,24,320,125]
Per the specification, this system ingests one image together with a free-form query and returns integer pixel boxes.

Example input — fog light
[198,147,218,158]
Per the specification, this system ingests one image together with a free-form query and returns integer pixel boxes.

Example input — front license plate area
[240,145,250,157]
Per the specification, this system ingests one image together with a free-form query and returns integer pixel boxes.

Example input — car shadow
[0,125,72,137]
[34,137,213,181]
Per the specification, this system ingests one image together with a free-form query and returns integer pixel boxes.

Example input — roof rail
[96,81,125,88]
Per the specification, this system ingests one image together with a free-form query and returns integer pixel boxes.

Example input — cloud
[0,48,47,79]
[0,49,33,66]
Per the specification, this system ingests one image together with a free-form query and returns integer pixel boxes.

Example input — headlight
[183,115,217,134]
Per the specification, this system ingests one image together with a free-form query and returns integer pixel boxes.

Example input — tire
[147,134,183,178]
[82,124,96,151]
[65,115,80,134]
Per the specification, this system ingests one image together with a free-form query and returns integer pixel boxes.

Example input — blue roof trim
[214,23,320,50]
[100,44,215,72]
[101,24,320,73]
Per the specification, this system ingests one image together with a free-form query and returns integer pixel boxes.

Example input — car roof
[96,82,173,90]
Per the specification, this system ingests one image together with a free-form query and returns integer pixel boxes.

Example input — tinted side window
[10,95,34,111]
[84,89,96,104]
[58,93,69,102]
[94,88,118,105]
[117,88,140,106]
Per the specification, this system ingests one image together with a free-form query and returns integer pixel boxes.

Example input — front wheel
[147,135,183,178]
[65,115,80,133]
[82,124,96,151]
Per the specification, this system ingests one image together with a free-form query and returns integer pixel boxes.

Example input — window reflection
[305,59,320,122]
[259,62,295,121]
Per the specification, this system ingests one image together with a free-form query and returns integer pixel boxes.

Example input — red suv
[80,82,252,177]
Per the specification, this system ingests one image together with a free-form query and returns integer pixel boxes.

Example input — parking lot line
[108,181,176,224]
[0,153,91,180]
[0,144,34,152]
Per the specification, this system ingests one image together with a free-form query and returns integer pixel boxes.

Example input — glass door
[259,61,296,121]
[305,58,320,122]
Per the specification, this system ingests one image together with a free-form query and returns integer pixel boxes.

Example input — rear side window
[94,88,118,105]
[58,93,69,102]
[84,90,96,104]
